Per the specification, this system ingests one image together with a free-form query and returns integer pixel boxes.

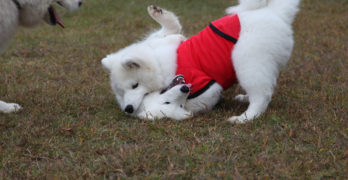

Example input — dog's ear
[101,56,114,72]
[121,58,143,70]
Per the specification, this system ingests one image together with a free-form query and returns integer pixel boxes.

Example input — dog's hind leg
[227,58,276,123]
[228,48,278,124]
[228,91,272,124]
[0,100,21,113]
[147,5,182,39]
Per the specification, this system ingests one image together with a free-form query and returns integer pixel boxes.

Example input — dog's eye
[164,102,171,105]
[132,83,139,89]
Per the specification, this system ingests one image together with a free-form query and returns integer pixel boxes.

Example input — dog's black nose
[125,105,134,113]
[78,1,82,7]
[180,85,190,93]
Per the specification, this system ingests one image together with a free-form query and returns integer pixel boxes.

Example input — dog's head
[102,34,184,115]
[17,0,82,28]
[137,76,192,121]
[101,42,164,114]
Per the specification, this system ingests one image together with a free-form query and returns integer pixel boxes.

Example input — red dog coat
[176,15,241,99]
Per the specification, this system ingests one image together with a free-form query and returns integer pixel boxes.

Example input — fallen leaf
[60,128,75,135]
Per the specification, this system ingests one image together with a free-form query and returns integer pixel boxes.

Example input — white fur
[102,0,300,123]
[0,0,82,113]
[136,84,192,121]
[0,101,21,114]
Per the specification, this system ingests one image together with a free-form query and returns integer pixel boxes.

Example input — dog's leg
[0,100,21,113]
[228,92,271,124]
[186,83,223,113]
[228,43,279,123]
[147,5,182,39]
[228,62,275,123]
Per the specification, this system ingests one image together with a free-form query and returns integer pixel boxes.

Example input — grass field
[0,0,347,178]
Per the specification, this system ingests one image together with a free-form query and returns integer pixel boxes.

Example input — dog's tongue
[49,6,65,28]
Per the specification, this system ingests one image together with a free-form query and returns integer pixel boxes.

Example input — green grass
[1,0,347,178]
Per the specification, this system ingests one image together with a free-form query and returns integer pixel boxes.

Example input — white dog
[102,0,300,123]
[136,75,193,120]
[0,0,82,113]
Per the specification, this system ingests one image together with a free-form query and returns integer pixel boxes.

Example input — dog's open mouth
[46,6,65,28]
[160,75,186,94]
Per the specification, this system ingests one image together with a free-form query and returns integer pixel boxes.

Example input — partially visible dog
[135,75,192,121]
[0,0,82,113]
[102,0,301,123]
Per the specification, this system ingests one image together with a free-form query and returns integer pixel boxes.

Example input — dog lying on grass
[135,75,193,121]
[0,0,82,113]
[102,0,301,122]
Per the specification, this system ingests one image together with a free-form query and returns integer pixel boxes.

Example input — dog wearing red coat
[102,0,301,123]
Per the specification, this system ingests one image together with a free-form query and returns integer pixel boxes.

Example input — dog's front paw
[174,112,193,121]
[227,115,249,124]
[137,111,156,121]
[1,103,22,113]
[148,5,163,17]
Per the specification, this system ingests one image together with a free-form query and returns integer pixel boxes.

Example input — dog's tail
[231,0,301,24]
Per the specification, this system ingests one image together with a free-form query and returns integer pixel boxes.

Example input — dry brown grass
[0,0,347,179]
